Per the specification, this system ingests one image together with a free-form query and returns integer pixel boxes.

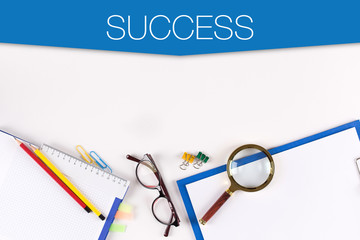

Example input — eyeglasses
[126,154,180,237]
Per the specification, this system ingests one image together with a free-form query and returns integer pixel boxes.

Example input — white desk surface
[0,42,360,239]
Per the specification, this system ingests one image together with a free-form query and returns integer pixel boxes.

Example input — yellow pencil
[30,146,105,221]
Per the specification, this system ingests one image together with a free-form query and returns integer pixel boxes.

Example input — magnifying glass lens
[199,144,274,225]
[230,148,272,188]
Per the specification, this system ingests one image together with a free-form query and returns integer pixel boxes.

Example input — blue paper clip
[90,151,113,173]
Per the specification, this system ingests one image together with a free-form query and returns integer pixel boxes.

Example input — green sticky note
[109,224,127,232]
[118,203,133,213]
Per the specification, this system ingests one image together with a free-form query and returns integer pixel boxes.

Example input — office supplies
[115,203,133,220]
[115,210,133,220]
[193,152,209,169]
[199,144,274,224]
[0,131,130,240]
[126,154,180,237]
[109,224,127,232]
[99,197,122,240]
[180,152,195,170]
[31,145,105,220]
[90,151,113,173]
[118,202,133,213]
[177,120,360,240]
[76,144,96,165]
[14,139,91,213]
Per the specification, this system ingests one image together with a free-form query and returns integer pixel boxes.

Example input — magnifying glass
[199,144,275,225]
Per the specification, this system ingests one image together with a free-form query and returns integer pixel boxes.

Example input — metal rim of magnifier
[226,144,275,193]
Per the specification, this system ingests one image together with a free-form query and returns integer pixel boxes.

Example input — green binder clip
[193,152,209,169]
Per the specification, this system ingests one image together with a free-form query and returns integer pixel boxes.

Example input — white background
[0,42,360,239]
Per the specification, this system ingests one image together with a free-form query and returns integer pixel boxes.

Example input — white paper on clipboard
[178,121,360,240]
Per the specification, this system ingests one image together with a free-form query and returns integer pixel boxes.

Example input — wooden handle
[199,190,232,225]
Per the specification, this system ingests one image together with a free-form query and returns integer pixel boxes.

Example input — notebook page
[187,127,360,240]
[0,133,108,240]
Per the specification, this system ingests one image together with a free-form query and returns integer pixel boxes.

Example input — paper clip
[76,145,97,166]
[193,152,209,169]
[180,152,195,170]
[90,151,112,173]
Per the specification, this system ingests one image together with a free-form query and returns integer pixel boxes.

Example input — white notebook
[177,121,360,240]
[0,131,129,240]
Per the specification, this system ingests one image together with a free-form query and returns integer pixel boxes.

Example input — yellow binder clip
[180,152,195,170]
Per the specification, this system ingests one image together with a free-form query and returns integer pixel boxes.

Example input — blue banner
[0,0,359,55]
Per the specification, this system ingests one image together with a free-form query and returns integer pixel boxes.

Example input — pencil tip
[30,145,37,151]
[99,214,105,221]
[14,138,22,145]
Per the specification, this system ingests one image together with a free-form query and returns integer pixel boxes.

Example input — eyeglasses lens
[153,197,176,225]
[136,160,159,189]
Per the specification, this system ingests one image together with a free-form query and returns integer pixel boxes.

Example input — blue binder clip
[90,151,113,173]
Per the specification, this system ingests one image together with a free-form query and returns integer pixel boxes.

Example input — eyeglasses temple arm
[126,154,141,163]
[164,223,171,237]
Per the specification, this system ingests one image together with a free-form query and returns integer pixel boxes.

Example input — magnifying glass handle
[199,189,233,225]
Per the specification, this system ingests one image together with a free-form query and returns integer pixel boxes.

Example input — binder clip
[180,152,195,170]
[193,152,209,169]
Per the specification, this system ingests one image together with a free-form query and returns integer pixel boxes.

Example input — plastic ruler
[40,144,130,198]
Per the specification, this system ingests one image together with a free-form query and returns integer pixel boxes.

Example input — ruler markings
[40,145,129,190]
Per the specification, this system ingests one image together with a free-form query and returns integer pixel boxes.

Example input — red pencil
[14,138,91,213]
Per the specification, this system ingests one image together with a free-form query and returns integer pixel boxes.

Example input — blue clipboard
[177,120,360,240]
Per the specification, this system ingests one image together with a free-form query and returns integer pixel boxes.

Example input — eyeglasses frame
[126,154,180,237]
